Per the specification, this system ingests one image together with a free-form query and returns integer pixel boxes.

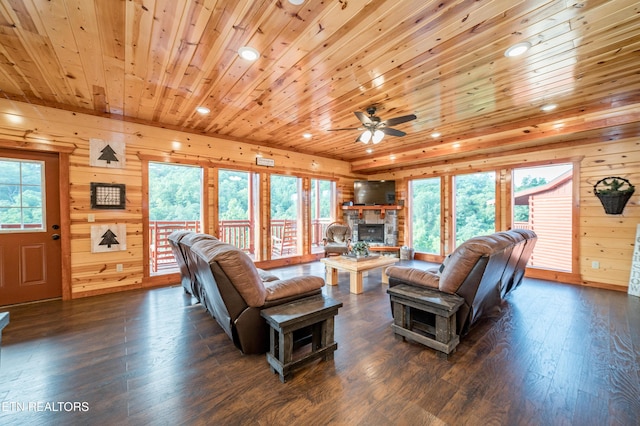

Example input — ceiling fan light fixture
[504,41,531,58]
[359,130,372,144]
[372,129,385,144]
[238,46,260,61]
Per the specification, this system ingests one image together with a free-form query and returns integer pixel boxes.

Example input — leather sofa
[386,229,536,335]
[169,231,324,354]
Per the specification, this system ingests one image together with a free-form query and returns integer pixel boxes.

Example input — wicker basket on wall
[594,176,635,215]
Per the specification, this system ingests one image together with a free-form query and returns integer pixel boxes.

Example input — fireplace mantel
[342,205,402,219]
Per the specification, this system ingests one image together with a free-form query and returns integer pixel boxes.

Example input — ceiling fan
[329,106,417,144]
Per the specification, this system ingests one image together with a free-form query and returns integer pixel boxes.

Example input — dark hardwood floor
[1,260,639,425]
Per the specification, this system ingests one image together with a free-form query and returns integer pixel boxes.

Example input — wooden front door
[0,149,62,306]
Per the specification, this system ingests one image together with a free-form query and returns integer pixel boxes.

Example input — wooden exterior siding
[530,194,573,271]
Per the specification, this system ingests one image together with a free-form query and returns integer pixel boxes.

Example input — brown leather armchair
[170,232,324,354]
[322,222,352,257]
[386,230,536,335]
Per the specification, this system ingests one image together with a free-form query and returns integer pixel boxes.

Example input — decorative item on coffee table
[351,241,370,257]
[594,176,635,215]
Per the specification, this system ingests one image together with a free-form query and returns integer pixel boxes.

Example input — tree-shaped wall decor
[91,224,127,253]
[90,138,125,168]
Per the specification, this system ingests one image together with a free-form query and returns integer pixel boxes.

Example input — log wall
[1,98,637,294]
[0,99,358,298]
[371,139,640,291]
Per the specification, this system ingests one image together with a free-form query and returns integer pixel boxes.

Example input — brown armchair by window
[323,222,352,257]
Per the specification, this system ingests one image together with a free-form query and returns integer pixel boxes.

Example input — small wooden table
[387,284,464,357]
[321,255,399,294]
[261,295,342,383]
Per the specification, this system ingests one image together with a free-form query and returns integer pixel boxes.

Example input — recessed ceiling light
[504,41,531,58]
[302,133,312,139]
[452,142,461,148]
[431,132,441,138]
[196,106,210,114]
[389,154,396,160]
[541,103,557,112]
[288,0,305,4]
[238,46,259,61]
[366,148,373,154]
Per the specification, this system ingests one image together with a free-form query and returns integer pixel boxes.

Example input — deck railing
[150,218,333,272]
[150,220,201,272]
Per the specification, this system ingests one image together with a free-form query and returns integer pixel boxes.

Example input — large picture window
[409,177,441,254]
[454,171,496,247]
[218,169,258,256]
[148,162,203,274]
[311,179,335,254]
[270,174,300,258]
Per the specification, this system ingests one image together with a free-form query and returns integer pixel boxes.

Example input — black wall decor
[90,182,126,209]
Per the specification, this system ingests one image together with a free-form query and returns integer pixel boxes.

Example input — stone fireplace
[343,208,398,246]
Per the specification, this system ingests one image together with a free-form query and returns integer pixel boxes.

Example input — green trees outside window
[410,178,441,254]
[148,162,202,221]
[454,172,496,246]
[0,159,44,229]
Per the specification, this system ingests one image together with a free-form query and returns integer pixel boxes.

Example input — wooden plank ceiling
[0,0,638,174]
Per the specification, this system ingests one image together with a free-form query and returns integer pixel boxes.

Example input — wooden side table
[387,284,464,357]
[261,295,342,382]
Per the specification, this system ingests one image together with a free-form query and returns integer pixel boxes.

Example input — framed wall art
[90,182,126,209]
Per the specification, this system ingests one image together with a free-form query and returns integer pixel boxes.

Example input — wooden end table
[261,295,342,383]
[320,255,399,294]
[387,284,464,357]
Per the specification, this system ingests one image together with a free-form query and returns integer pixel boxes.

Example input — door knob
[52,234,61,240]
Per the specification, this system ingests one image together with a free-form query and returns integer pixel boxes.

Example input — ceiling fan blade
[354,111,373,125]
[327,126,363,131]
[382,127,406,137]
[382,114,417,127]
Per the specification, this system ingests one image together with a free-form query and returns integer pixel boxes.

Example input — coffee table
[320,255,399,294]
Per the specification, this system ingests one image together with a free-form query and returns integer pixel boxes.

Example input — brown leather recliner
[386,230,536,335]
[168,231,219,299]
[172,232,324,354]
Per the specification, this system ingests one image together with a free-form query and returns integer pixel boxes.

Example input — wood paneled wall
[1,98,637,295]
[371,139,640,291]
[0,99,357,298]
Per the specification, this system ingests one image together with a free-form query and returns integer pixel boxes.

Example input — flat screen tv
[354,180,396,205]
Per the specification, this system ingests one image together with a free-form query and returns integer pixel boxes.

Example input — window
[218,169,258,255]
[148,162,203,274]
[454,171,496,246]
[0,158,44,231]
[270,174,300,257]
[311,179,335,254]
[512,164,573,271]
[409,177,441,254]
